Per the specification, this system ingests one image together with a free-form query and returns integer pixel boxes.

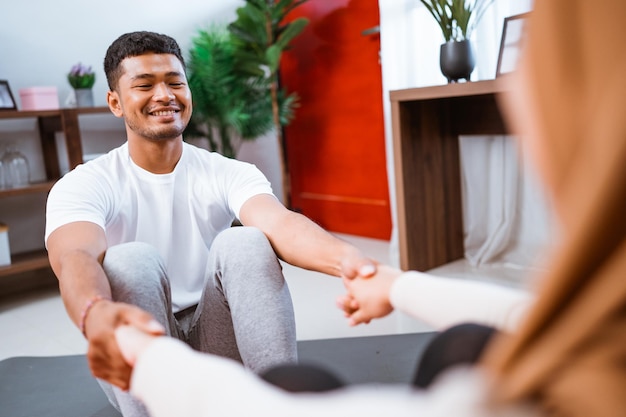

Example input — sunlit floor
[0,233,532,361]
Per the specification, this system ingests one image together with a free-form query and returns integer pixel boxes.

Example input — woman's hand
[338,264,403,326]
[115,325,162,367]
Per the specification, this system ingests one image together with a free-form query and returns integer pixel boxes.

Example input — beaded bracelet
[79,295,110,337]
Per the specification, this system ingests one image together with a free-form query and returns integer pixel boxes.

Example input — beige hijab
[484,1,626,416]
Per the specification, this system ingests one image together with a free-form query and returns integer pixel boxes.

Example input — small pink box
[19,86,59,110]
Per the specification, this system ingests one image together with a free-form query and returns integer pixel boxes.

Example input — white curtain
[378,0,547,276]
[461,135,519,266]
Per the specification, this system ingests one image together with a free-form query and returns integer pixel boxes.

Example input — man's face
[108,53,192,142]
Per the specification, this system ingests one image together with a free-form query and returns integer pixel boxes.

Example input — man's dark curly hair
[103,31,186,91]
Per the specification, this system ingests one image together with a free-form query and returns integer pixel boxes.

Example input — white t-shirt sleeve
[389,271,533,333]
[220,158,275,219]
[44,164,111,245]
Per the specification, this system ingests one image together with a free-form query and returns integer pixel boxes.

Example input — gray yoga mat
[0,332,436,417]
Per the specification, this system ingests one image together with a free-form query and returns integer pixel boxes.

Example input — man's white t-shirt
[45,142,274,312]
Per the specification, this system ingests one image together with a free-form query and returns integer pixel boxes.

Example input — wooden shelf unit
[0,106,112,277]
[390,79,510,271]
[0,249,49,278]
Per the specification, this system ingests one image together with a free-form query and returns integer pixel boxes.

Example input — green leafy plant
[228,0,309,204]
[419,0,495,42]
[67,63,96,89]
[185,27,274,158]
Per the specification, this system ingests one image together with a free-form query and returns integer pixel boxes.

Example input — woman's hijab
[484,1,626,415]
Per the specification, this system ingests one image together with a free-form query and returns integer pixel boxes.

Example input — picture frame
[0,80,17,111]
[496,12,531,78]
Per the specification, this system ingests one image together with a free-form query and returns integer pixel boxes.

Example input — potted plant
[67,62,96,107]
[186,1,308,205]
[228,0,309,205]
[418,0,495,82]
[185,26,275,159]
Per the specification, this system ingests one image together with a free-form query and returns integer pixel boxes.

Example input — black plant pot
[440,40,475,83]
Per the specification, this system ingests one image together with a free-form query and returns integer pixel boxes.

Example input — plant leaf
[275,17,309,50]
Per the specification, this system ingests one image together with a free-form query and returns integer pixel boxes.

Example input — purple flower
[67,62,96,89]
[70,63,93,76]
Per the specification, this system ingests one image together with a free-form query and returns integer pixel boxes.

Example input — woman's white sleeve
[131,338,424,417]
[130,338,535,417]
[389,271,533,332]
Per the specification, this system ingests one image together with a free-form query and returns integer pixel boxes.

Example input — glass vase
[1,144,30,188]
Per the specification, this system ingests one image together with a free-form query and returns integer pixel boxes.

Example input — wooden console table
[390,79,510,271]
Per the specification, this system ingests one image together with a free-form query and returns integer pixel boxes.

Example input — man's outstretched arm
[47,221,164,389]
[238,194,377,279]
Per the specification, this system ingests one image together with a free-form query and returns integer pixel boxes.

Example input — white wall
[1,1,242,108]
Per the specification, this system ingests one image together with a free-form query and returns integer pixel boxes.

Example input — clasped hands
[337,263,403,326]
[83,299,165,391]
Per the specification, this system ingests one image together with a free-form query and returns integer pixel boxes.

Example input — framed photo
[0,80,17,110]
[496,13,531,77]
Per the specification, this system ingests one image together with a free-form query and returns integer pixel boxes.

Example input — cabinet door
[281,0,391,240]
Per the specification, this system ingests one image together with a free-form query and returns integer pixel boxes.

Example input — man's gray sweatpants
[97,226,297,417]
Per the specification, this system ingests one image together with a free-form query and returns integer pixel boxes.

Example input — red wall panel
[281,0,391,240]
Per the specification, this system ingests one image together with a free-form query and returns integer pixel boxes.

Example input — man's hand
[339,251,378,280]
[338,264,402,326]
[84,300,165,390]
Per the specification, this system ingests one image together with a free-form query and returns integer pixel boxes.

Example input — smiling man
[44,31,376,417]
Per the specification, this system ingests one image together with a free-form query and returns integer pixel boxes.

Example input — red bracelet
[79,295,110,337]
